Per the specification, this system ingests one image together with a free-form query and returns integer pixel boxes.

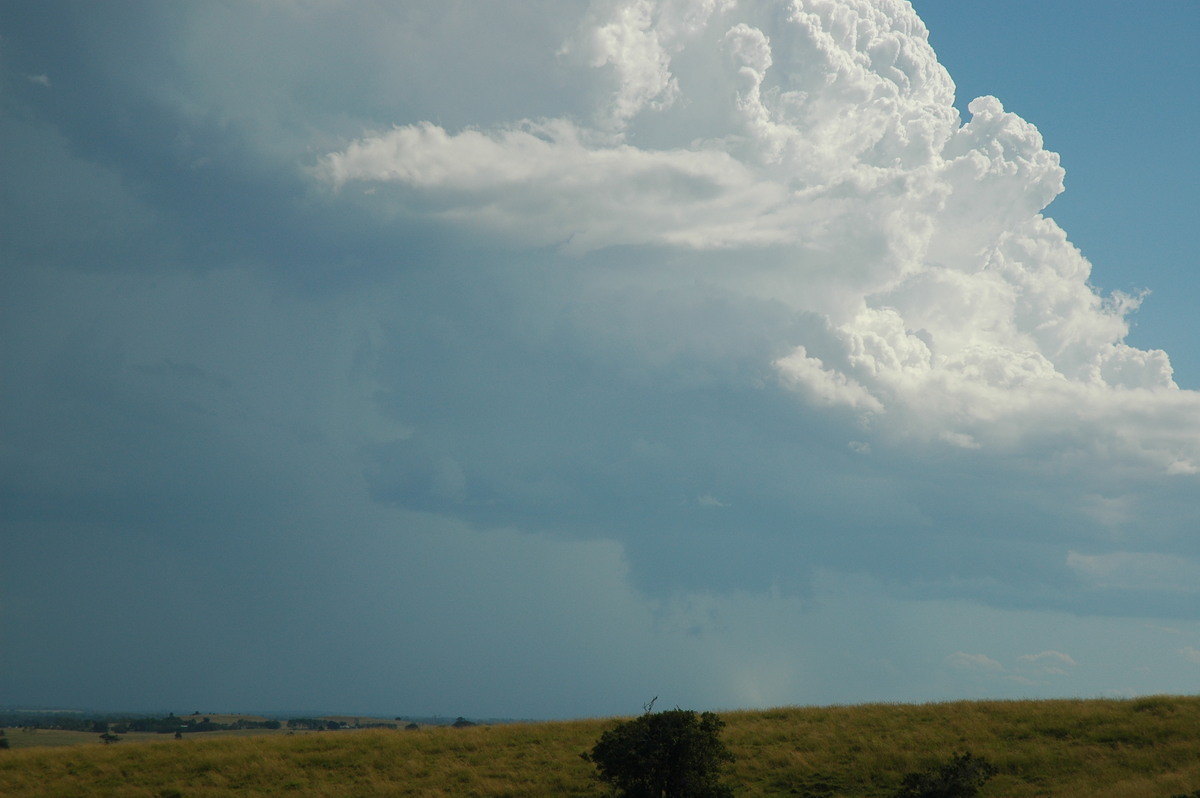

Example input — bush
[894,752,997,798]
[584,707,735,798]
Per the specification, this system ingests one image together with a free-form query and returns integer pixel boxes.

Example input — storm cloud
[2,0,1198,719]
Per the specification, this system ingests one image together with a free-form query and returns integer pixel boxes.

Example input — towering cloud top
[321,0,1190,473]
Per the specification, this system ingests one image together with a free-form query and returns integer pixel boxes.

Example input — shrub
[894,752,997,798]
[584,707,735,798]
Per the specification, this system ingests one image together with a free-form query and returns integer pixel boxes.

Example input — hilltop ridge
[2,696,1199,796]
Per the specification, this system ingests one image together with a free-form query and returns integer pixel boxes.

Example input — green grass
[2,697,1199,797]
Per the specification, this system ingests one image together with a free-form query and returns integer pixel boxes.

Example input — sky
[1,0,1198,721]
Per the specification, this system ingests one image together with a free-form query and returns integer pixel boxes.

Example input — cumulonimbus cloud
[317,0,1199,474]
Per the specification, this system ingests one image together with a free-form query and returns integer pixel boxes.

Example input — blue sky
[915,0,1200,387]
[2,0,1199,720]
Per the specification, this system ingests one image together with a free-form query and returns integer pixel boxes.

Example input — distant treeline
[284,718,346,730]
[0,712,280,734]
[0,711,511,733]
[124,715,283,734]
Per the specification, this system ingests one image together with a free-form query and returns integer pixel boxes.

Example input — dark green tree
[584,707,735,798]
[894,752,997,798]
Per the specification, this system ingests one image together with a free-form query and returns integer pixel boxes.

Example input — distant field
[0,712,345,750]
[2,696,1199,797]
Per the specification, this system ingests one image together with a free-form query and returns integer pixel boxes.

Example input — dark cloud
[2,0,1199,717]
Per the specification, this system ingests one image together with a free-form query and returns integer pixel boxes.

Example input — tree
[894,752,997,798]
[584,707,735,798]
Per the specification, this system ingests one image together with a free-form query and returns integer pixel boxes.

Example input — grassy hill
[2,696,1199,797]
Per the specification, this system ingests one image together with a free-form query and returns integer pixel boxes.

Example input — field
[2,696,1199,797]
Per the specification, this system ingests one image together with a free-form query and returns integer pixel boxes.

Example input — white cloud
[566,0,739,131]
[1018,650,1077,667]
[775,345,883,413]
[1080,493,1136,529]
[1067,551,1200,594]
[942,650,1077,685]
[317,0,1200,477]
[1016,650,1077,677]
[946,651,1003,672]
[318,119,794,253]
[1180,647,1200,665]
[579,0,675,129]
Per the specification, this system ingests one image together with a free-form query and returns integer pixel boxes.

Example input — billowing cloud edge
[313,0,1199,475]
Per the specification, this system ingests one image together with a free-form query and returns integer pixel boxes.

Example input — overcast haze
[2,0,1199,720]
